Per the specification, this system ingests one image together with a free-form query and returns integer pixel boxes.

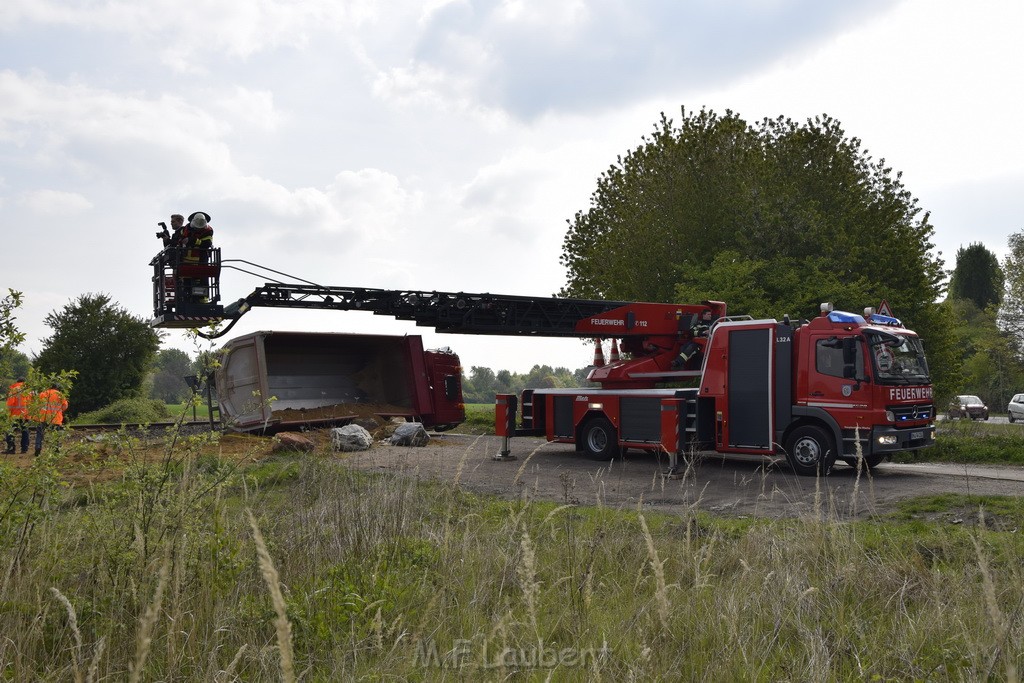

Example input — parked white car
[1009,394,1024,423]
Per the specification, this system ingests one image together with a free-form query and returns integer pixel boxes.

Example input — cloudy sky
[2,0,1022,374]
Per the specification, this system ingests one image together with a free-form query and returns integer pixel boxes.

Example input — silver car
[1009,394,1024,423]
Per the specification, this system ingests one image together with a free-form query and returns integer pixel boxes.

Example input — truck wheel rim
[793,437,821,466]
[588,429,607,452]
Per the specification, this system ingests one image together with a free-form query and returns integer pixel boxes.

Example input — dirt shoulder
[339,433,1024,522]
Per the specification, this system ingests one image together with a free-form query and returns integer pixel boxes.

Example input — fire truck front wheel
[785,425,836,476]
[581,417,621,461]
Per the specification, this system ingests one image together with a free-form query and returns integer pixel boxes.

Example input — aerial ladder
[150,245,726,391]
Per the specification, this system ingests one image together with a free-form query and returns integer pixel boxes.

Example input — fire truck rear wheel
[582,417,621,461]
[784,425,836,476]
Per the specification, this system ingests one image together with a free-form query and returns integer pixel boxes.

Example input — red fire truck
[496,302,935,476]
[150,244,935,475]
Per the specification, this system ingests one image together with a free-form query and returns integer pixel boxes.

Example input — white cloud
[327,168,422,231]
[0,0,363,67]
[210,87,280,131]
[2,0,1022,373]
[409,0,892,118]
[0,71,235,181]
[19,189,92,215]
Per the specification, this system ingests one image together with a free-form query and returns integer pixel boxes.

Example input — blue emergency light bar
[867,313,903,327]
[827,311,866,324]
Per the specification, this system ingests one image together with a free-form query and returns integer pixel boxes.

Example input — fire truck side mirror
[842,338,857,363]
[842,337,866,383]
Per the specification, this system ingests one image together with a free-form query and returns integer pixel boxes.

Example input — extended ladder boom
[227,283,635,337]
[150,245,726,388]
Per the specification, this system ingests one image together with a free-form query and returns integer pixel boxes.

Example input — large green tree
[0,290,25,368]
[1,290,26,438]
[459,365,586,403]
[0,348,31,385]
[35,294,161,415]
[0,290,30,384]
[1001,229,1024,356]
[560,107,957,396]
[149,348,194,403]
[949,242,1004,311]
[951,298,1022,408]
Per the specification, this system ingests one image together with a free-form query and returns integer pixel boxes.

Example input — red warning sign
[877,299,894,317]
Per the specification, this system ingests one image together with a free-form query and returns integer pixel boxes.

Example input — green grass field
[164,400,215,421]
[901,418,1024,466]
[451,402,495,434]
[1,429,1021,680]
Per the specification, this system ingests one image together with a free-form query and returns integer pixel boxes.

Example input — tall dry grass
[0,434,1021,680]
[246,509,295,683]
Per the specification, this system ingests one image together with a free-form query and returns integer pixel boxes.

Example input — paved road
[887,461,1024,482]
[344,434,1024,521]
[938,415,1017,425]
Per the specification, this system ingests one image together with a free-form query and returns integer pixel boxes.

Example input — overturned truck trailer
[214,330,465,433]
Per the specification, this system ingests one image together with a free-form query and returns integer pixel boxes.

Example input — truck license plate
[911,431,923,440]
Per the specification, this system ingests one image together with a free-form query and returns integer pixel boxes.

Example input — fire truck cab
[694,304,934,474]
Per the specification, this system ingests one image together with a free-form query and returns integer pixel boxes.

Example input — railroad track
[69,420,222,432]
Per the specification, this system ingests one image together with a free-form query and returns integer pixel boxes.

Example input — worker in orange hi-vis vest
[32,384,68,456]
[5,378,31,454]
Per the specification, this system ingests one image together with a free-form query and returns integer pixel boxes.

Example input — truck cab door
[805,335,868,438]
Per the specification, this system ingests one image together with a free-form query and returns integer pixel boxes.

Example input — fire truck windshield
[866,331,929,384]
